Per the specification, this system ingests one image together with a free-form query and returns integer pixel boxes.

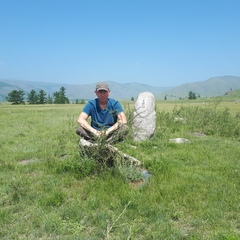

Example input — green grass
[222,89,240,100]
[0,101,240,239]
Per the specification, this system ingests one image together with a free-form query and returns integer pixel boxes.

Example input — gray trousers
[76,125,129,143]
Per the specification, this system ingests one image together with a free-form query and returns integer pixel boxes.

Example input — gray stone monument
[133,92,156,141]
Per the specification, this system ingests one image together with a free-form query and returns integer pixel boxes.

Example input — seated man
[76,82,128,143]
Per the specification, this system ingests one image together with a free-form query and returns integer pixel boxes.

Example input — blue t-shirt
[82,98,124,130]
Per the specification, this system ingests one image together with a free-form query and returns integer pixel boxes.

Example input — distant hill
[1,76,240,102]
[160,76,240,100]
[0,79,170,102]
[221,89,240,101]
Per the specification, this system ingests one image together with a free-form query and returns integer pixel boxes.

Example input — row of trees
[7,87,70,105]
[164,91,200,100]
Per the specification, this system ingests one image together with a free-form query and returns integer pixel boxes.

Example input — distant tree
[53,86,69,104]
[27,89,38,104]
[60,87,69,103]
[193,92,196,99]
[131,97,134,101]
[164,95,167,100]
[47,94,53,104]
[38,89,47,104]
[7,90,25,104]
[80,99,85,104]
[188,91,192,99]
[53,91,60,104]
[75,99,79,104]
[188,91,197,100]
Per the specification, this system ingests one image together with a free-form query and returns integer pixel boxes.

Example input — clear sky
[0,0,239,87]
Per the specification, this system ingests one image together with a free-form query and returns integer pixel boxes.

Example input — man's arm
[106,112,127,135]
[77,112,101,137]
[117,112,127,125]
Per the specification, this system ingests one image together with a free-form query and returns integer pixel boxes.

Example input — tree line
[6,87,70,105]
[164,91,200,100]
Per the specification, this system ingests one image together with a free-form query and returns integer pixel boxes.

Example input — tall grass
[0,102,240,239]
[157,101,240,139]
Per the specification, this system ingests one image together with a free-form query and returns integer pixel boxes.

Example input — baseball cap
[96,82,109,91]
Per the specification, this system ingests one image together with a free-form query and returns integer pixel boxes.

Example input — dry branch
[79,138,141,166]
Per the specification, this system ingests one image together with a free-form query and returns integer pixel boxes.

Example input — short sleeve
[82,101,93,116]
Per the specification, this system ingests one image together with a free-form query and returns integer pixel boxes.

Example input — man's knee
[76,125,94,141]
[120,124,129,135]
[76,126,81,135]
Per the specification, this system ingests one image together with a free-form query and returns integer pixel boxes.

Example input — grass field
[0,99,240,239]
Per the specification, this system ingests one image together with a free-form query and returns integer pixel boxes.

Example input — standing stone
[133,92,156,141]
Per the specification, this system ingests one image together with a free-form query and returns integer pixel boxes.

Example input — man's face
[95,90,110,101]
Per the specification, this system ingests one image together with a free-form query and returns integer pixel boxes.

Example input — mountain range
[162,76,240,100]
[0,76,240,102]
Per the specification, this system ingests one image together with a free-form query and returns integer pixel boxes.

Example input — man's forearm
[106,121,121,135]
[79,119,99,135]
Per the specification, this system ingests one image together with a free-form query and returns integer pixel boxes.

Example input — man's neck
[98,99,108,109]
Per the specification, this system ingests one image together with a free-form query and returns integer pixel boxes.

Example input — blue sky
[0,0,239,87]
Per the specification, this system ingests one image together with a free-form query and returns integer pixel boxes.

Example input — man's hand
[93,129,102,137]
[105,121,120,136]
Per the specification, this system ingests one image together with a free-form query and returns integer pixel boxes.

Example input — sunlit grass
[0,101,240,239]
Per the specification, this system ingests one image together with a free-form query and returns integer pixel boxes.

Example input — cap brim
[97,88,108,91]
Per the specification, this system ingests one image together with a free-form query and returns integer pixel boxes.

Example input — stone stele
[133,92,156,141]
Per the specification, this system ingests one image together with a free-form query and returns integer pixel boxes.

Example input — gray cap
[96,82,109,91]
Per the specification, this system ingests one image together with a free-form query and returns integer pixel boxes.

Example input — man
[76,82,128,143]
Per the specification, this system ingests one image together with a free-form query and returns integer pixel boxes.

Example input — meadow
[0,98,240,239]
